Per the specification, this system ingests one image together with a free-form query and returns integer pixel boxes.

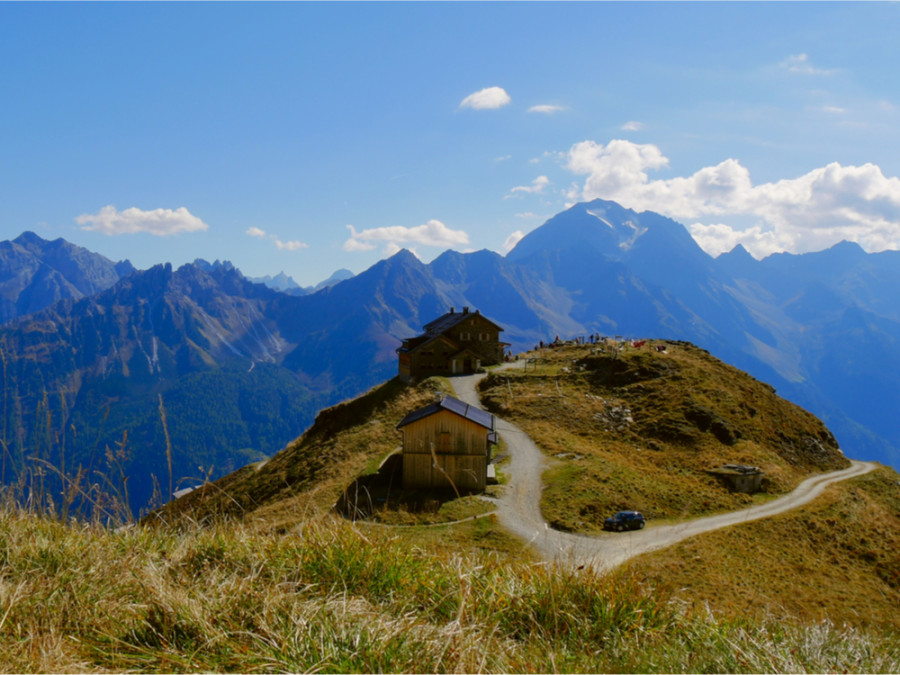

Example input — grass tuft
[4,505,899,672]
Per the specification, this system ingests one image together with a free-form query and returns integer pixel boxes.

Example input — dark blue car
[604,510,646,532]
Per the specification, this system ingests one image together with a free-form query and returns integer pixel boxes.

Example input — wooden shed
[397,395,498,492]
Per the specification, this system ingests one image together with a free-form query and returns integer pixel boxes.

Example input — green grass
[1,505,899,673]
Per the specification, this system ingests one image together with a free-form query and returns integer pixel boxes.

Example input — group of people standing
[536,333,606,350]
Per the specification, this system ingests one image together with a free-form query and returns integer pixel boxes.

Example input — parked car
[603,510,646,532]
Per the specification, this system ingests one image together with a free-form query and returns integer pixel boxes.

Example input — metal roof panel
[396,395,495,431]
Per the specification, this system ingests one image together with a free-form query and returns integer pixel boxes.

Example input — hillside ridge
[161,340,851,529]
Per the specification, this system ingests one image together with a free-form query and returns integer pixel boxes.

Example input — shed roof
[396,395,495,431]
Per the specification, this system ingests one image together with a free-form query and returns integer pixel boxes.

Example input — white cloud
[781,53,837,76]
[528,104,565,114]
[459,86,511,110]
[246,226,308,251]
[821,105,847,114]
[342,237,376,252]
[621,121,644,131]
[274,238,307,251]
[506,175,550,198]
[77,205,208,236]
[565,138,900,256]
[495,155,512,162]
[501,230,526,253]
[343,220,470,254]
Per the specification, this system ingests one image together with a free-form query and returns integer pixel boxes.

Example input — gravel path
[450,368,877,572]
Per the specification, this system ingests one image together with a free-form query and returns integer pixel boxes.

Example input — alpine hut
[397,307,507,381]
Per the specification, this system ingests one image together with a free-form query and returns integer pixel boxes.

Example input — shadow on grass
[334,454,489,524]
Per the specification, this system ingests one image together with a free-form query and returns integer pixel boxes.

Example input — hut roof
[396,395,495,431]
[422,307,504,336]
[397,333,457,354]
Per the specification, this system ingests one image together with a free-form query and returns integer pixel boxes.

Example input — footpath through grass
[1,506,899,673]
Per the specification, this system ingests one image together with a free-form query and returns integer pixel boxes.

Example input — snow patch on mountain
[586,209,615,229]
[618,220,648,251]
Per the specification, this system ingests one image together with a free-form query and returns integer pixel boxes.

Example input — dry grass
[627,466,900,632]
[1,505,898,673]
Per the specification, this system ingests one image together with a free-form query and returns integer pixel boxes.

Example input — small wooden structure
[397,307,508,381]
[397,395,497,492]
[707,464,764,493]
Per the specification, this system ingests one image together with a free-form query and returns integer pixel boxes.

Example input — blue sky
[2,2,900,286]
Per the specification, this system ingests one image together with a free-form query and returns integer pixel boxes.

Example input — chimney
[463,306,469,314]
[450,306,455,314]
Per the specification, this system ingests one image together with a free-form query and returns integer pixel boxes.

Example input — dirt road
[451,369,877,572]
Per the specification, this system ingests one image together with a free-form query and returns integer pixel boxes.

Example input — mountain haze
[0,200,898,514]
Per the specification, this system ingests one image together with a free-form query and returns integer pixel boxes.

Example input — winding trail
[451,367,877,572]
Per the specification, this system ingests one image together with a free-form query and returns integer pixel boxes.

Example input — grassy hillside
[156,375,503,536]
[478,340,849,532]
[628,466,900,631]
[4,339,900,671]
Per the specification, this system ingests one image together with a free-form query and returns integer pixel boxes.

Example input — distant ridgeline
[1,198,899,516]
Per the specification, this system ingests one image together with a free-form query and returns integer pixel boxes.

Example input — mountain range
[248,267,355,295]
[1,199,898,514]
[0,231,134,323]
